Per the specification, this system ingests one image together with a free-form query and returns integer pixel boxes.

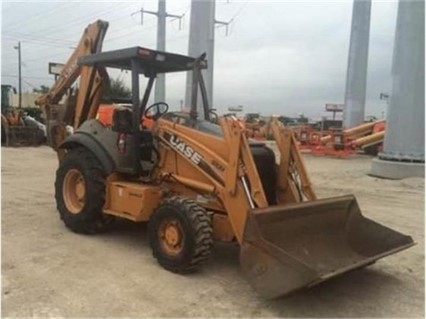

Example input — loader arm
[154,116,267,242]
[270,119,316,202]
[35,20,109,159]
[153,116,315,243]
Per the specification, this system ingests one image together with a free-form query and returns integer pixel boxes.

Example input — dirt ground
[1,146,424,318]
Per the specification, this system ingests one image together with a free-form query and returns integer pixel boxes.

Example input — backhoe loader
[36,20,414,299]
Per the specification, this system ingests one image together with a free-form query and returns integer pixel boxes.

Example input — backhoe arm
[35,20,109,159]
[36,20,108,107]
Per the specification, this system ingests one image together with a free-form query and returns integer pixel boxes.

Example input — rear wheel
[55,147,114,234]
[148,196,213,273]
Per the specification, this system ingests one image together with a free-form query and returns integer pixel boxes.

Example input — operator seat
[112,106,154,164]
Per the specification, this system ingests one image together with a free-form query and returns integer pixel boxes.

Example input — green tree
[104,78,131,100]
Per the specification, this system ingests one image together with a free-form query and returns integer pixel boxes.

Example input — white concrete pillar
[370,0,424,179]
[185,0,215,117]
[343,0,372,129]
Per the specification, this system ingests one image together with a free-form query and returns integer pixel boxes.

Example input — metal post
[206,0,215,110]
[185,0,212,117]
[370,0,424,179]
[14,41,22,108]
[343,0,371,129]
[184,0,231,116]
[139,1,184,103]
[131,58,141,174]
[155,0,166,103]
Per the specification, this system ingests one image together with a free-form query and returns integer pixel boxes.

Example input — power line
[22,49,73,64]
[22,79,38,90]
[2,74,53,81]
[104,22,157,44]
[3,5,175,51]
[2,35,74,49]
[6,6,141,49]
[229,0,250,23]
[33,3,132,39]
[4,2,74,32]
[26,2,110,36]
[2,32,76,47]
[104,10,187,45]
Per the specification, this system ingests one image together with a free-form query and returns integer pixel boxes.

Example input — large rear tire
[148,196,213,273]
[55,147,114,234]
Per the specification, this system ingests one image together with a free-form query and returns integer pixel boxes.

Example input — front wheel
[148,196,213,273]
[55,147,114,234]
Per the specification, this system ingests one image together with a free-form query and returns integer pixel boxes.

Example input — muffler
[240,195,414,299]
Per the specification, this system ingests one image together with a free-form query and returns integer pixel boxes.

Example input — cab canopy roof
[78,46,207,74]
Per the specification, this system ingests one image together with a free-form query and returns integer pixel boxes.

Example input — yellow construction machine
[36,20,414,299]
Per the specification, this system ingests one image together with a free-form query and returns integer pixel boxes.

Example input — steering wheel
[144,102,169,120]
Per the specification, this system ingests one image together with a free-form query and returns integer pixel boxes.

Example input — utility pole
[185,0,231,116]
[215,19,231,36]
[140,0,184,103]
[14,41,22,108]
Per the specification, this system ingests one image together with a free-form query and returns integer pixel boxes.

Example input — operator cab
[78,46,212,175]
[78,46,276,204]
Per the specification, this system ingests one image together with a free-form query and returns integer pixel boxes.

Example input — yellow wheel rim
[158,218,184,256]
[63,169,86,214]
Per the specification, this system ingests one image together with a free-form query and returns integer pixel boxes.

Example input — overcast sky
[1,0,398,119]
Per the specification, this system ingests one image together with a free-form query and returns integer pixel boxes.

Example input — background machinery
[36,20,414,299]
[242,112,266,139]
[313,120,386,157]
[1,85,46,146]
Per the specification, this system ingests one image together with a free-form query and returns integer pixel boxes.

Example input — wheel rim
[63,169,86,214]
[158,218,184,256]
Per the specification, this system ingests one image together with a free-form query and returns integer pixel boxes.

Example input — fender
[59,132,115,174]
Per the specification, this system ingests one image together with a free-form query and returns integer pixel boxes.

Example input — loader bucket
[240,195,414,299]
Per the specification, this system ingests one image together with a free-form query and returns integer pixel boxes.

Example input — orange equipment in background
[312,120,386,157]
[352,120,386,155]
[290,124,315,151]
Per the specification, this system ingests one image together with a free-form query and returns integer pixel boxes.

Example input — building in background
[11,92,41,108]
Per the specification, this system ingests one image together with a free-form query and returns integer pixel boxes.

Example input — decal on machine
[162,131,225,186]
[167,133,203,165]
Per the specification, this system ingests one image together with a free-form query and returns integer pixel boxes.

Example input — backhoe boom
[35,20,109,159]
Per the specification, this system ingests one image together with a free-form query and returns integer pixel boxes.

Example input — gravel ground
[2,146,424,318]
